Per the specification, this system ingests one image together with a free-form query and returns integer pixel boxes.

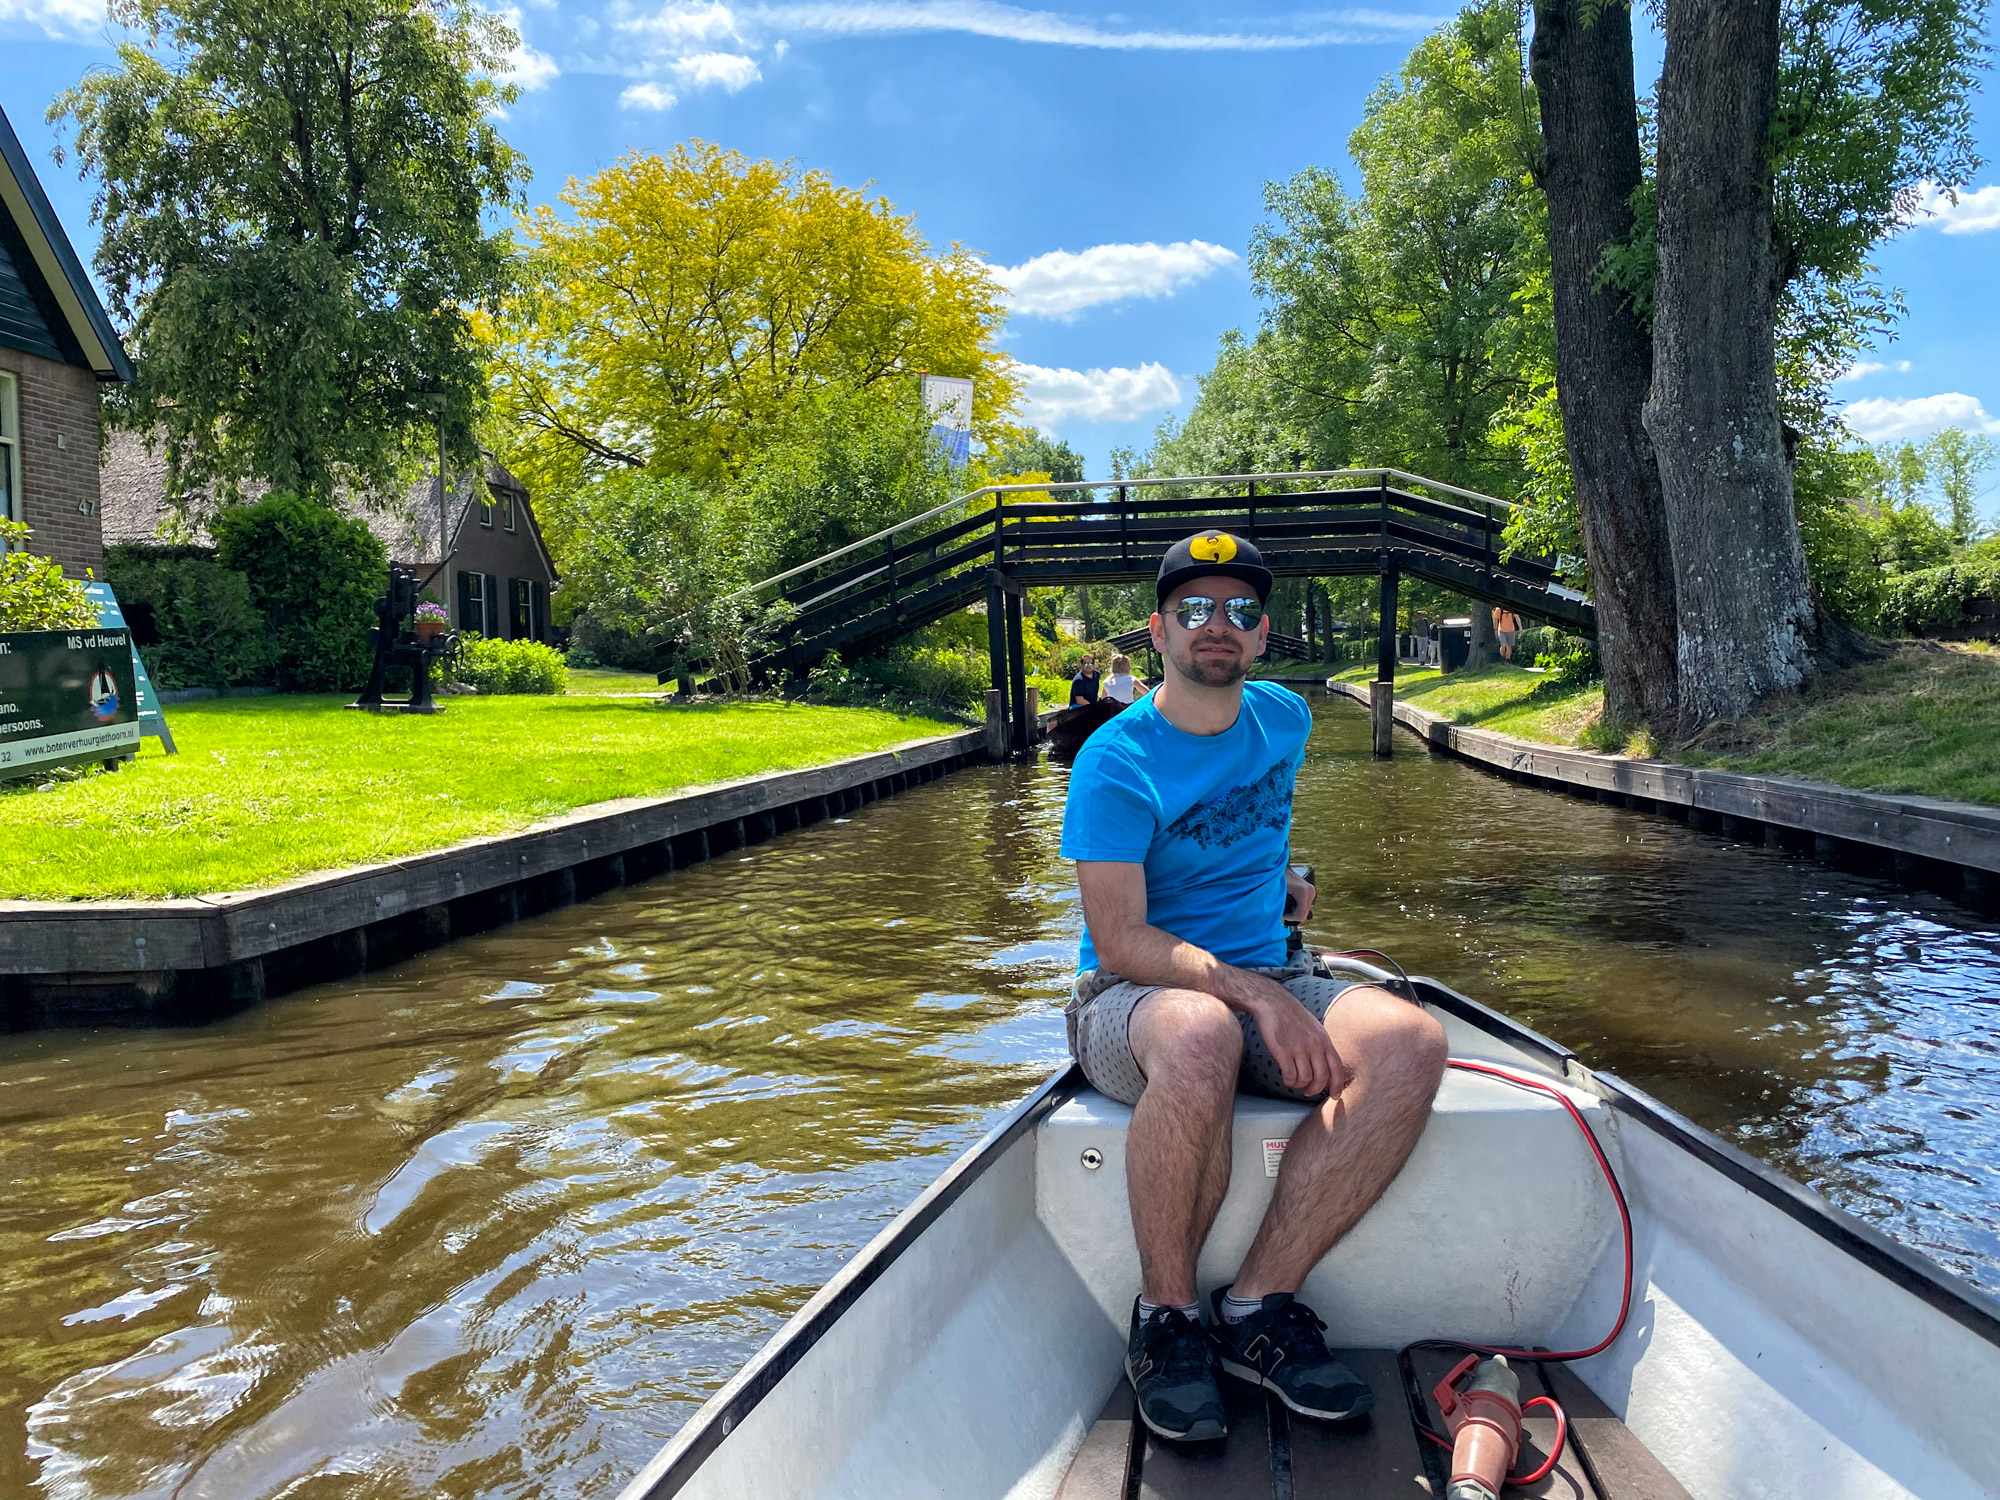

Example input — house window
[478,496,493,528]
[509,577,531,639]
[0,372,18,533]
[456,569,485,634]
[503,492,517,532]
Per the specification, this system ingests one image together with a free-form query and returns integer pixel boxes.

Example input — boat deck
[1055,1352,1692,1500]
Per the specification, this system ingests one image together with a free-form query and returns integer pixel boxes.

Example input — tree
[53,0,526,509]
[1643,0,1820,726]
[1924,429,1996,544]
[1528,0,1679,726]
[491,143,1018,497]
[1250,3,1543,491]
[988,429,1086,487]
[1536,0,1987,728]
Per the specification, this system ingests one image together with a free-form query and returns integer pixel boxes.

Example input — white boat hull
[618,981,2000,1500]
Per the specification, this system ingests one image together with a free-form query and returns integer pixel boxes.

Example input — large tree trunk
[1529,0,1680,728]
[1643,0,1816,730]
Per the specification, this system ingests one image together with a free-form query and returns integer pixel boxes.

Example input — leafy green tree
[53,0,527,508]
[1924,429,1996,544]
[988,429,1087,487]
[491,143,1016,497]
[1250,2,1542,491]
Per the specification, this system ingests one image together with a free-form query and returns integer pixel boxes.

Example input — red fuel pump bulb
[1431,1354,1568,1498]
[1434,1355,1522,1500]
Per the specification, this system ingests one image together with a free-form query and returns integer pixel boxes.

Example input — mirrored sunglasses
[1172,595,1264,632]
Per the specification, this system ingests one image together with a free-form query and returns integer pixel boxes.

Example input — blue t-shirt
[1061,680,1311,973]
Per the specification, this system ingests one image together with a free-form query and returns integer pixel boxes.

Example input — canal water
[5,694,1998,1499]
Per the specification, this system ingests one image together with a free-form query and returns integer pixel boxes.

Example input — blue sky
[3,0,1997,496]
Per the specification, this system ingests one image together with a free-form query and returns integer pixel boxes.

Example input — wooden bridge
[697,469,1593,754]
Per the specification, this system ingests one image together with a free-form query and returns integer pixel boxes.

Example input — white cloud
[1907,182,2000,236]
[743,1,1439,49]
[620,79,680,109]
[1016,362,1182,425]
[497,8,561,88]
[672,49,762,88]
[0,0,102,35]
[994,240,1238,320]
[1843,393,2000,442]
[616,0,746,48]
[1834,359,1911,384]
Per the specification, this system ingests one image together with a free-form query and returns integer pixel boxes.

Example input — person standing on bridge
[1060,529,1447,1443]
[1069,654,1101,707]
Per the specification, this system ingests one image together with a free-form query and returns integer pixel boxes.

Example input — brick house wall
[0,343,104,578]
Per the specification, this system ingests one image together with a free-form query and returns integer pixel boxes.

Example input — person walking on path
[1070,655,1101,707]
[1061,529,1448,1443]
[1103,653,1144,704]
[1493,608,1520,661]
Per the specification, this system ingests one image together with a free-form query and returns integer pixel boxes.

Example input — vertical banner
[921,374,975,468]
[84,580,175,753]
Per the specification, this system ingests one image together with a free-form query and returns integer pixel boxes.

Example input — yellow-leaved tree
[488,141,1018,498]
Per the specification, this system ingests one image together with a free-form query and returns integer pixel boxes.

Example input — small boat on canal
[614,964,2000,1500]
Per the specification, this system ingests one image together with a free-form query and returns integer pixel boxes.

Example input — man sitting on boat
[1061,530,1449,1443]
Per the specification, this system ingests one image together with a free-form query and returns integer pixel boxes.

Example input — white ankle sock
[1220,1291,1266,1324]
[1138,1297,1201,1323]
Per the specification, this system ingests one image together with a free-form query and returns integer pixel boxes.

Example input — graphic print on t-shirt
[1162,756,1295,850]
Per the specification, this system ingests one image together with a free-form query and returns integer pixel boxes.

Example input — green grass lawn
[1338,644,2000,807]
[563,667,665,694]
[1,696,960,900]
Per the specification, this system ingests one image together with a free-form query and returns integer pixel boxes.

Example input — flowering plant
[415,600,449,623]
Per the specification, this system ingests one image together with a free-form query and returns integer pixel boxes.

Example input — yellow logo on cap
[1190,532,1237,563]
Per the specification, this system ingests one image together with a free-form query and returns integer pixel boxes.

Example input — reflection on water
[3,694,1997,1497]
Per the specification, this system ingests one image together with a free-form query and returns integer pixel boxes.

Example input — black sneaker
[1208,1288,1375,1421]
[1125,1299,1228,1442]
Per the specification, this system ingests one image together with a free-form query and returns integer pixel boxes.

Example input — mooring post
[984,689,1007,760]
[1005,589,1029,757]
[986,579,1009,750]
[1374,565,1399,759]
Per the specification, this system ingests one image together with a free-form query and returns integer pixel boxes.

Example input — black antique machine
[351,562,457,713]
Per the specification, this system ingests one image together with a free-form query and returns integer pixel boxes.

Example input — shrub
[213,493,385,691]
[105,543,273,688]
[1879,559,2000,637]
[0,520,97,630]
[450,635,568,694]
[1513,624,1565,667]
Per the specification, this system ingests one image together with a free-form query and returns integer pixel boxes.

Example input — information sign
[0,628,141,776]
[83,580,175,753]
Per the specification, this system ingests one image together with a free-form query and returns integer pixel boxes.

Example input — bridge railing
[662,468,1582,681]
[716,468,1515,614]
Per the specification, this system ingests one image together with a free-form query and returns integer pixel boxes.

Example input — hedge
[1879,559,2000,637]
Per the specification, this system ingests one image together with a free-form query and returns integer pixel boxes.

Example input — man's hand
[1284,867,1316,923]
[1243,978,1344,1098]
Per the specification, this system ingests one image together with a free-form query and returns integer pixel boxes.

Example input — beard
[1165,634,1252,687]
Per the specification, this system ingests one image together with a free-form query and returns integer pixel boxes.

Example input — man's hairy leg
[1125,989,1243,1307]
[1231,988,1447,1299]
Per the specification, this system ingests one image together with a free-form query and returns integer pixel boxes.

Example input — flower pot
[414,620,444,645]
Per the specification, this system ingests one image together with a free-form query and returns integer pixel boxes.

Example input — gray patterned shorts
[1064,948,1381,1106]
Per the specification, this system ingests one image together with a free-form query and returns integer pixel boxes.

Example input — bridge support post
[986,581,1010,750]
[1374,566,1399,759]
[1005,589,1030,758]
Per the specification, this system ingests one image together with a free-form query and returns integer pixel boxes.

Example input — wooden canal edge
[1329,679,2000,909]
[1,720,1011,1028]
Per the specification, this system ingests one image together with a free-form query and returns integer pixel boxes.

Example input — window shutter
[484,574,500,637]
[457,569,477,631]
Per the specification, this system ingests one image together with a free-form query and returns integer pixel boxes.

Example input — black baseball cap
[1155,530,1274,606]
